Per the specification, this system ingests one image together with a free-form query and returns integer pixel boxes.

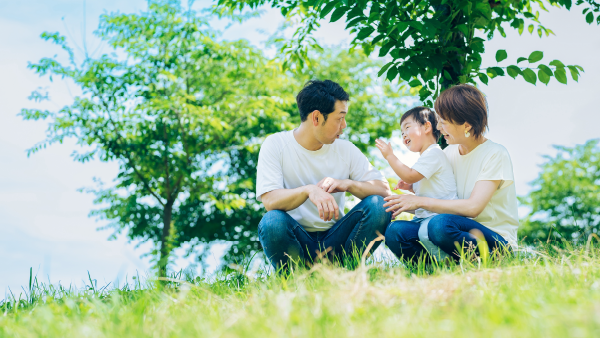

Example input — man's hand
[375,139,395,160]
[395,180,414,193]
[317,177,352,194]
[308,185,340,221]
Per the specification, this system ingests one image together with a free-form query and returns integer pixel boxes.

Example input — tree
[520,139,600,243]
[23,1,408,274]
[217,0,595,106]
[22,0,296,276]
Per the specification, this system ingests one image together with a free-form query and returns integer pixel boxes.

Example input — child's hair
[400,106,440,140]
[434,84,489,139]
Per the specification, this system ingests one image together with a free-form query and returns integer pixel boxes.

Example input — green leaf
[586,12,594,24]
[528,51,544,63]
[567,65,579,82]
[507,65,521,79]
[522,68,537,85]
[478,73,489,85]
[538,64,553,77]
[554,68,567,84]
[575,65,584,72]
[488,66,505,76]
[356,26,375,40]
[538,69,550,85]
[549,60,565,68]
[537,26,543,38]
[443,70,452,81]
[407,21,423,32]
[378,62,394,77]
[320,1,338,18]
[528,24,534,34]
[495,50,507,63]
[408,79,422,87]
[386,66,398,81]
[330,6,348,22]
[517,57,528,64]
[456,24,469,37]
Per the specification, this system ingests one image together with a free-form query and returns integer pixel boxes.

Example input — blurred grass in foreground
[2,240,600,337]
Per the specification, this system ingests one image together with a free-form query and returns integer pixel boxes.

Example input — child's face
[400,116,428,152]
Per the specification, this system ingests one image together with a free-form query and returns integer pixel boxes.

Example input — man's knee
[360,195,391,226]
[258,210,292,242]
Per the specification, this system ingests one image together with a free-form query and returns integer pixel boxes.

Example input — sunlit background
[1,0,599,294]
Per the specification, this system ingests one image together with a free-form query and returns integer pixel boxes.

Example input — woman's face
[437,116,469,145]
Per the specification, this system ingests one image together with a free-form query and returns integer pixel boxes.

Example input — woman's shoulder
[482,140,513,159]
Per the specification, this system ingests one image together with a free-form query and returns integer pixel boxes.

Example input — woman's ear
[463,122,473,133]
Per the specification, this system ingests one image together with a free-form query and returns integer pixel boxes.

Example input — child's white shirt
[411,144,458,218]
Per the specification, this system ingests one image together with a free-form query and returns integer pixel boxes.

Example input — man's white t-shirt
[256,130,387,232]
[411,144,458,219]
[444,140,519,248]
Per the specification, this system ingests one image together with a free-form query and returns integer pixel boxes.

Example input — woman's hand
[394,180,414,193]
[375,139,395,160]
[384,194,423,218]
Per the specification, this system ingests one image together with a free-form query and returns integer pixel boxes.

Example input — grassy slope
[2,244,600,337]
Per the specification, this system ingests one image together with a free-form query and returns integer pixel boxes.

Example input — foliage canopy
[520,139,600,243]
[218,0,596,105]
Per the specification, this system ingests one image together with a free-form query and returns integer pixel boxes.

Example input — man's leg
[258,210,314,270]
[427,214,511,260]
[385,220,427,262]
[322,195,392,262]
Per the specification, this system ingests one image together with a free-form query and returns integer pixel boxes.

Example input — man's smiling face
[315,100,348,144]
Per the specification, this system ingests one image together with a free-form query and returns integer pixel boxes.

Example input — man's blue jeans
[385,213,510,261]
[258,195,392,270]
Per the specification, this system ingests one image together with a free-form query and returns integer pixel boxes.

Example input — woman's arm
[383,180,501,218]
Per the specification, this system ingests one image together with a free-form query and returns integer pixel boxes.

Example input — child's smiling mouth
[404,138,411,146]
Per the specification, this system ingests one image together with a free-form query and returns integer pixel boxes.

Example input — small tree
[218,0,595,105]
[520,139,600,243]
[22,0,295,276]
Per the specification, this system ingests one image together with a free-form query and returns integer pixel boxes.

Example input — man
[256,79,392,270]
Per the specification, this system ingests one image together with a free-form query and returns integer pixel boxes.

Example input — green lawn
[2,243,600,337]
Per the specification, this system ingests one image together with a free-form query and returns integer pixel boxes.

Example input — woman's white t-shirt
[255,130,387,232]
[444,140,519,248]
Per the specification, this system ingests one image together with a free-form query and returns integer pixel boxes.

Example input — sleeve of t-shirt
[348,144,387,182]
[411,148,443,179]
[477,147,515,190]
[255,136,284,202]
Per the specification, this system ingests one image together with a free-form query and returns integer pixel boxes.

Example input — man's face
[315,100,348,144]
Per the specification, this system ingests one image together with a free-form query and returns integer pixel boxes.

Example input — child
[375,106,457,260]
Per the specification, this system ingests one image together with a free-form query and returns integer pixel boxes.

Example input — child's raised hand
[375,139,394,160]
[395,180,414,193]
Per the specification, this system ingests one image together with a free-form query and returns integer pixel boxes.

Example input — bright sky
[1,0,599,295]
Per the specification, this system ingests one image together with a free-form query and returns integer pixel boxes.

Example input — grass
[2,241,600,338]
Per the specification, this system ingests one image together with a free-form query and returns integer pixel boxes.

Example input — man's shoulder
[262,130,294,150]
[332,138,362,155]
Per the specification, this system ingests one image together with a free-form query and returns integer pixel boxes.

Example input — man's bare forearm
[260,185,314,211]
[347,180,392,199]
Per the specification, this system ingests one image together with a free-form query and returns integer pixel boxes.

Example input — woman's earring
[465,130,471,137]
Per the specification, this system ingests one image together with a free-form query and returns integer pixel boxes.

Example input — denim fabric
[258,195,392,270]
[416,216,451,261]
[385,213,509,261]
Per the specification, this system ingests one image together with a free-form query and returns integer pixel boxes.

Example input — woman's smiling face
[437,116,468,145]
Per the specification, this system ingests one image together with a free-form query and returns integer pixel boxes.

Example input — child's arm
[375,139,424,184]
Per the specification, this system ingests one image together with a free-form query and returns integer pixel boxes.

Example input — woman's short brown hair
[434,84,489,139]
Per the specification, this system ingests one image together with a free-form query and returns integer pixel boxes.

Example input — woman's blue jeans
[385,214,510,262]
[258,195,392,270]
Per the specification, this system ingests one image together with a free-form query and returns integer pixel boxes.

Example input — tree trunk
[158,200,174,278]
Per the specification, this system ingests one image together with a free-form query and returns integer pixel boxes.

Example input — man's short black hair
[296,80,349,122]
[400,106,441,140]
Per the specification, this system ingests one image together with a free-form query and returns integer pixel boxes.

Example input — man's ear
[311,110,322,127]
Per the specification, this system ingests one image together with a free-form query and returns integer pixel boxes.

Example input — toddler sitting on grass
[376,106,457,260]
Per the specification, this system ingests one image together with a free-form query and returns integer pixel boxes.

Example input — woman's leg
[384,220,426,262]
[427,214,510,260]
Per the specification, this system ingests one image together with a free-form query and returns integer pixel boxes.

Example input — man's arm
[318,178,392,199]
[261,185,342,221]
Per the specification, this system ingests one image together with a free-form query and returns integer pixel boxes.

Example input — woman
[384,84,519,260]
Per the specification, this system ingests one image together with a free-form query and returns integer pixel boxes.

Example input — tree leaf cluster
[217,0,595,105]
[519,139,600,243]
